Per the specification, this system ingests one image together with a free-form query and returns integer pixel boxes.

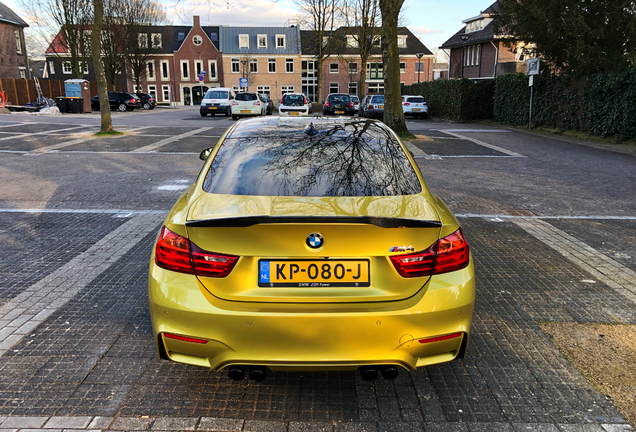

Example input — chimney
[193,16,200,28]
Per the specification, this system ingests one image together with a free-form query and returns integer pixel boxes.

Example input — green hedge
[402,69,636,141]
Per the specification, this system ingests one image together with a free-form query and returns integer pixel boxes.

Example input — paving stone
[333,423,378,432]
[288,421,332,432]
[44,416,93,428]
[109,417,153,430]
[197,418,244,431]
[601,426,635,432]
[378,421,423,432]
[0,416,48,428]
[243,420,288,432]
[151,417,197,430]
[512,424,560,432]
[423,422,469,431]
[557,425,606,431]
[468,423,515,432]
[89,417,114,429]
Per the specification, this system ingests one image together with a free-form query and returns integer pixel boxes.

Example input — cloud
[168,0,300,27]
[410,26,445,36]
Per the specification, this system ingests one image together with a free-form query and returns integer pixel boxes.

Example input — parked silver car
[402,95,429,119]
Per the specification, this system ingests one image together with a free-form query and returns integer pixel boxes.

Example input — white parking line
[0,125,89,142]
[32,126,153,153]
[405,142,427,157]
[439,130,525,157]
[131,127,213,152]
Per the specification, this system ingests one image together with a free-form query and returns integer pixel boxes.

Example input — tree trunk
[360,55,368,101]
[317,56,324,102]
[380,0,408,135]
[92,0,114,132]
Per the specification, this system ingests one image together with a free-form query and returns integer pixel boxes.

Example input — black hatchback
[322,94,355,116]
[135,93,156,110]
[91,92,142,112]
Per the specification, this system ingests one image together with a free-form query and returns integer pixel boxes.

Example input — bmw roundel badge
[306,233,324,249]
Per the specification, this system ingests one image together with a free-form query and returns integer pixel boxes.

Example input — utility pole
[459,34,471,78]
[416,53,423,83]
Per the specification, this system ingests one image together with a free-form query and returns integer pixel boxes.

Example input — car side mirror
[200,148,213,161]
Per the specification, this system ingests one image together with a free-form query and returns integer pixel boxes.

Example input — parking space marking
[512,218,636,304]
[443,129,512,133]
[131,127,213,152]
[0,208,167,214]
[439,130,525,157]
[32,126,154,153]
[0,213,164,357]
[0,125,89,142]
[405,142,427,157]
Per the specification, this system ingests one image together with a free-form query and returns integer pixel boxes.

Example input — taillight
[423,102,427,106]
[419,332,462,344]
[165,333,208,344]
[154,226,238,278]
[253,101,261,106]
[231,101,239,105]
[368,104,373,109]
[155,227,193,274]
[131,99,136,103]
[303,96,308,105]
[389,229,469,278]
[325,101,330,107]
[403,102,410,106]
[349,101,354,107]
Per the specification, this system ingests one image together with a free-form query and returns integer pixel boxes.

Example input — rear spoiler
[186,216,442,228]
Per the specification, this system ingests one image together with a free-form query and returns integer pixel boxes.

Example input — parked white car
[401,95,428,119]
[200,87,236,117]
[278,93,310,116]
[231,92,267,120]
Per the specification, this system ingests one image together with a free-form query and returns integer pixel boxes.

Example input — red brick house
[0,1,29,79]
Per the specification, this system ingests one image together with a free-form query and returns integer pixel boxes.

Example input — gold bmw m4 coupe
[148,117,474,382]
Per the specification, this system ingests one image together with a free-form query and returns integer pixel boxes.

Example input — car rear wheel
[232,115,238,120]
[117,103,127,112]
[143,102,151,110]
[226,107,231,116]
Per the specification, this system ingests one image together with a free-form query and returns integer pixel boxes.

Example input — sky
[12,0,496,57]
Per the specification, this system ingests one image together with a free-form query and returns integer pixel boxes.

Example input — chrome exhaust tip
[359,366,378,381]
[228,365,247,381]
[380,365,399,380]
[249,366,267,382]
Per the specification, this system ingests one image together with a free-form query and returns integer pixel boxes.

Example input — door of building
[192,86,209,106]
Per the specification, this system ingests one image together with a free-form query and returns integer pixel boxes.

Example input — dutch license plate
[209,106,217,109]
[290,112,299,116]
[379,105,384,109]
[335,110,344,114]
[241,110,251,113]
[413,108,421,111]
[258,260,370,287]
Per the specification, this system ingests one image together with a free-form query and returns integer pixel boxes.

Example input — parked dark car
[361,94,384,118]
[91,92,142,112]
[136,93,156,110]
[322,94,355,116]
[259,93,274,115]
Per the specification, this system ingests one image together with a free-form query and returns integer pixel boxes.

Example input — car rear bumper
[367,109,384,117]
[404,108,428,115]
[232,107,261,116]
[148,260,475,371]
[279,109,309,116]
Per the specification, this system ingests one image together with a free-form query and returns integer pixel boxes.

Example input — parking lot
[0,107,634,432]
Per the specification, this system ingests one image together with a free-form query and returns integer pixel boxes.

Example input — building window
[330,63,339,74]
[231,58,240,73]
[348,82,358,96]
[247,58,257,73]
[399,62,406,73]
[62,61,72,74]
[151,33,162,48]
[232,85,241,92]
[258,35,267,48]
[397,36,406,47]
[368,83,384,94]
[268,58,276,73]
[415,62,424,72]
[14,29,22,54]
[177,32,184,40]
[181,60,190,80]
[346,36,358,48]
[239,34,249,49]
[138,33,148,48]
[162,84,170,102]
[49,61,55,74]
[210,32,218,40]
[193,35,202,46]
[148,85,157,100]
[372,36,381,47]
[195,60,203,77]
[147,61,155,80]
[19,69,26,79]
[329,82,339,93]
[367,62,383,79]
[208,60,217,80]
[286,58,294,73]
[161,60,170,80]
[475,45,480,65]
[80,61,89,74]
[348,62,358,74]
[276,35,285,48]
[281,85,294,95]
[134,84,142,92]
[257,85,270,96]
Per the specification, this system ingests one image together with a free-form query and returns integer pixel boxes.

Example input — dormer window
[210,32,218,40]
[239,34,249,49]
[177,32,185,40]
[397,36,406,47]
[276,35,286,48]
[258,34,267,48]
[346,36,358,48]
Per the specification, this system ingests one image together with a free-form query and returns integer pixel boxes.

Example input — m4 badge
[389,246,415,252]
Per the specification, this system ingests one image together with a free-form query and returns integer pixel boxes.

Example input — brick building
[219,26,302,100]
[440,2,527,79]
[0,2,29,79]
[301,27,434,101]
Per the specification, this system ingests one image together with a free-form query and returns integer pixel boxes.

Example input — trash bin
[67,97,84,114]
[55,97,69,113]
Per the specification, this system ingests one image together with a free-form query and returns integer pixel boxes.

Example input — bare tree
[92,0,113,132]
[379,0,408,135]
[294,0,343,102]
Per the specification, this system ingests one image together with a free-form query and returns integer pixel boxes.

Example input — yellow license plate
[379,105,384,109]
[335,110,344,114]
[209,107,217,109]
[241,110,251,113]
[258,260,370,287]
[290,112,299,116]
[413,108,421,111]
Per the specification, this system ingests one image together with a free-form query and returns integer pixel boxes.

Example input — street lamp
[459,34,471,78]
[416,53,424,83]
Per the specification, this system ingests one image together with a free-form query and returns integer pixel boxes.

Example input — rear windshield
[205,90,229,99]
[406,97,425,103]
[282,94,306,106]
[203,120,421,197]
[371,95,384,103]
[328,94,350,103]
[235,93,258,101]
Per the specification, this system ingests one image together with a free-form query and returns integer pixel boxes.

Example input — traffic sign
[526,58,540,76]
[239,77,248,88]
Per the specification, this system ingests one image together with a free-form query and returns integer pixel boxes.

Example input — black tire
[200,112,208,117]
[232,115,238,120]
[126,107,134,111]
[143,102,151,110]
[118,103,127,112]
[422,113,428,119]
[225,107,231,116]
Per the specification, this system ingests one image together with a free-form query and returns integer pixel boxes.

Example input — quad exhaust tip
[249,365,267,382]
[228,365,247,381]
[359,365,399,381]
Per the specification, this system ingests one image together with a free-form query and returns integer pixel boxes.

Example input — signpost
[526,58,540,129]
[198,71,206,82]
